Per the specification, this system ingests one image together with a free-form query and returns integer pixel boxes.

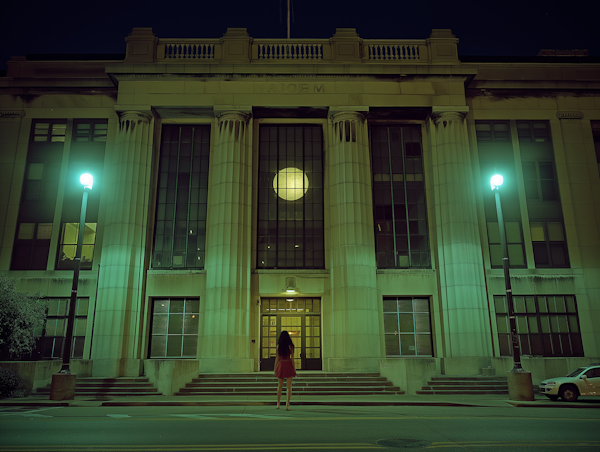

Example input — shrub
[0,366,22,399]
[0,276,47,359]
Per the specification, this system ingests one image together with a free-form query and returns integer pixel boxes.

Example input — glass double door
[260,298,322,371]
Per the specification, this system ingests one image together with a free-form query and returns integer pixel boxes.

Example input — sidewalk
[2,392,599,409]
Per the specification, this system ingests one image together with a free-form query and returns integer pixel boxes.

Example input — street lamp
[50,173,93,400]
[491,174,534,401]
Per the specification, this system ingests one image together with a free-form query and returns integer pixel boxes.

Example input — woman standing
[274,330,297,410]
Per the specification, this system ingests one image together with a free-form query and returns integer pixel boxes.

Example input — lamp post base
[507,370,534,401]
[49,373,77,400]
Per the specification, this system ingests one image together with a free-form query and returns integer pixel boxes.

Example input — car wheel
[545,395,559,401]
[559,385,579,402]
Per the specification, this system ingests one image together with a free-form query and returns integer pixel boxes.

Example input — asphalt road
[0,404,599,451]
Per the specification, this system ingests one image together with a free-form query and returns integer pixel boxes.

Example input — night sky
[1,0,599,72]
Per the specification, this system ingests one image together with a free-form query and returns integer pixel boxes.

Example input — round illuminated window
[273,167,309,201]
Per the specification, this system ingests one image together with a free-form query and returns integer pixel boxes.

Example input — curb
[100,401,479,407]
[506,401,600,408]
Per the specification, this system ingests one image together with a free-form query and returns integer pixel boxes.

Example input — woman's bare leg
[286,377,293,410]
[276,378,284,409]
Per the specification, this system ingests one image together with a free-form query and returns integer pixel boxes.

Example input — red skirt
[275,359,297,378]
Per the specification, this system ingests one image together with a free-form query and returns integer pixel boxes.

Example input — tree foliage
[0,276,47,359]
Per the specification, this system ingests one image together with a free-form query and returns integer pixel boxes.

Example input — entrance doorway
[260,297,322,371]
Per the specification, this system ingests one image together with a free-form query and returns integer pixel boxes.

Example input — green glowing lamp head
[490,174,503,191]
[80,173,94,190]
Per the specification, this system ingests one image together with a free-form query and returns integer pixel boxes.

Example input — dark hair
[277,330,294,357]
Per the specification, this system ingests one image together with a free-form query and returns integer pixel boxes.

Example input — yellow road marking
[428,441,600,449]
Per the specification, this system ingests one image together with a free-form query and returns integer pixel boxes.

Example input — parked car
[539,363,600,402]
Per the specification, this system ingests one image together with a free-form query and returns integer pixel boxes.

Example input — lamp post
[50,173,93,400]
[491,174,534,401]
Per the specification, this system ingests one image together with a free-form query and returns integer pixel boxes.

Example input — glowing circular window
[273,167,309,201]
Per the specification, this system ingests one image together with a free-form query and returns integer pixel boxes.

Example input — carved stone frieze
[556,111,584,120]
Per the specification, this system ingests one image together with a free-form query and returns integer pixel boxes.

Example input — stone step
[419,375,509,395]
[175,390,405,396]
[177,372,402,397]
[192,375,387,383]
[186,380,393,387]
[194,372,382,379]
[416,389,508,395]
[74,377,152,384]
[430,376,507,381]
[33,377,161,397]
[422,385,508,391]
[178,385,401,393]
[425,380,507,386]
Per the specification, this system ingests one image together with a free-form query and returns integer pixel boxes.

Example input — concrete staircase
[416,376,509,395]
[34,377,161,397]
[176,372,404,396]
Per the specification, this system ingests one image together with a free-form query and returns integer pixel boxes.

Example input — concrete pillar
[553,113,600,356]
[327,108,381,371]
[428,107,492,357]
[91,110,154,376]
[200,109,253,373]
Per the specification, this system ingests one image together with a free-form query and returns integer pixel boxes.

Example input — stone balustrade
[137,28,455,65]
[159,39,220,60]
[365,40,425,61]
[254,39,327,60]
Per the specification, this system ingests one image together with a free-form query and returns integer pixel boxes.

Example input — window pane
[416,335,432,355]
[166,335,182,357]
[532,243,549,265]
[182,336,197,356]
[18,223,35,239]
[487,222,500,243]
[400,334,416,355]
[508,244,525,266]
[494,296,507,314]
[385,335,400,355]
[547,222,564,241]
[496,316,509,333]
[530,224,545,241]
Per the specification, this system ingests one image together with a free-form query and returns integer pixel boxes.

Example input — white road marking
[107,414,131,418]
[227,413,289,419]
[171,414,218,419]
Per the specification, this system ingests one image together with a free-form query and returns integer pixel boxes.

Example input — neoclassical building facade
[1,27,599,393]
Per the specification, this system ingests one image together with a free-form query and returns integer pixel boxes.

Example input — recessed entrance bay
[260,297,322,371]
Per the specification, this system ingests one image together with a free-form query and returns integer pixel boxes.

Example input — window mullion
[185,128,194,268]
[386,128,397,267]
[171,128,182,268]
[400,127,411,267]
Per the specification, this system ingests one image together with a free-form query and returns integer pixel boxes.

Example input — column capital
[431,106,469,125]
[329,108,368,124]
[117,110,153,124]
[216,111,251,124]
[214,106,252,123]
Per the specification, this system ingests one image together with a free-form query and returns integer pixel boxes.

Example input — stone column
[92,110,154,376]
[200,109,253,373]
[428,107,492,357]
[554,112,600,356]
[327,108,381,371]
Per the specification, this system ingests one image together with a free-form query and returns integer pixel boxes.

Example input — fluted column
[92,111,154,376]
[327,109,381,371]
[428,108,492,357]
[201,110,253,372]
